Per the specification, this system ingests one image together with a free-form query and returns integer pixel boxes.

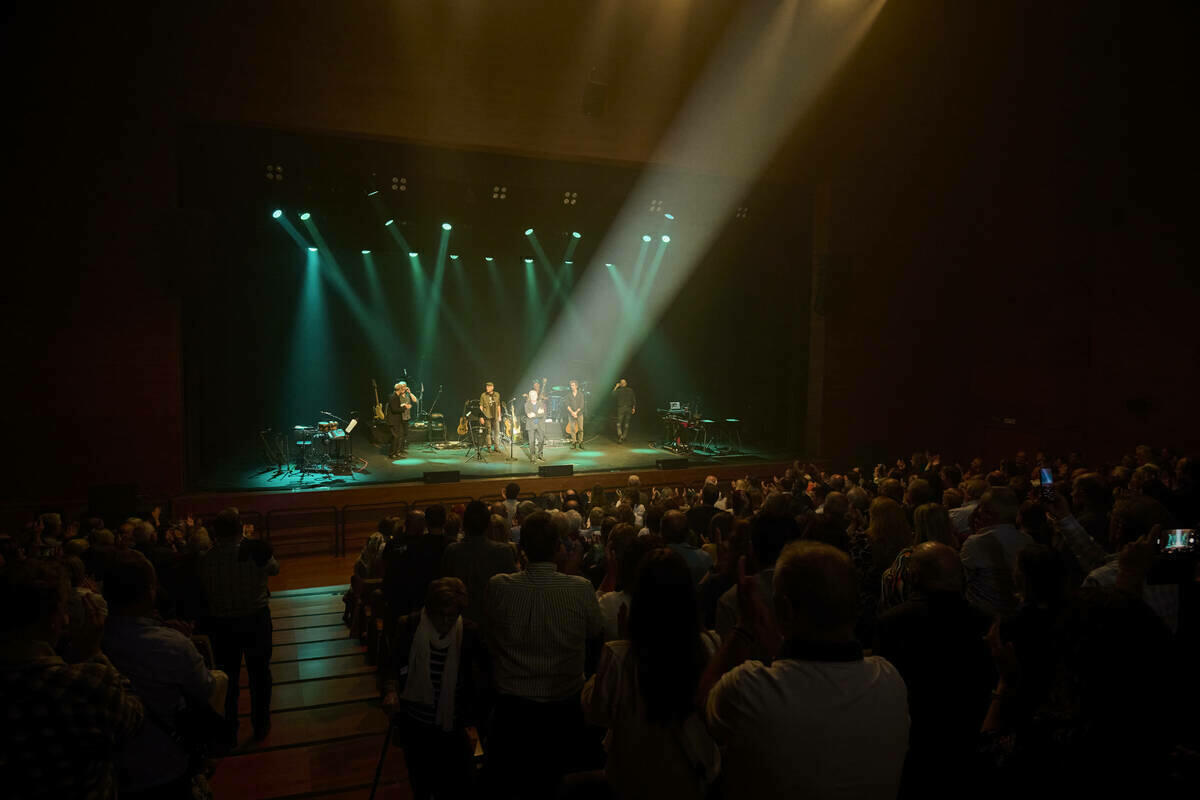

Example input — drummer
[480,381,503,453]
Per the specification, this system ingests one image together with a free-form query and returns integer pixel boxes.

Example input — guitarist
[565,379,585,450]
[387,381,418,458]
[480,381,503,453]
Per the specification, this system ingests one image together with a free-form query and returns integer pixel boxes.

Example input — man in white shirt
[960,488,1033,617]
[702,541,909,799]
[949,479,987,535]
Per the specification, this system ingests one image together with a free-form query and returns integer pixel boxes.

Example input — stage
[203,427,780,494]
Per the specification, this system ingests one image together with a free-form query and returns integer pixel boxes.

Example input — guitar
[457,413,469,436]
[372,380,385,421]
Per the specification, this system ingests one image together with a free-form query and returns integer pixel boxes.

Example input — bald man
[876,542,994,796]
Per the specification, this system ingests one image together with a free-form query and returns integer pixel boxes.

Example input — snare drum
[318,421,338,432]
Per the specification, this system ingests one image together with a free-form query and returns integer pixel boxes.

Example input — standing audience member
[383,509,446,618]
[702,542,909,798]
[0,559,144,799]
[441,501,518,628]
[950,479,988,536]
[197,507,279,744]
[102,550,226,799]
[686,484,721,542]
[582,549,720,800]
[663,509,713,586]
[961,488,1032,618]
[485,511,604,799]
[880,502,956,612]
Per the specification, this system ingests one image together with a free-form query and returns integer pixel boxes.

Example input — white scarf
[400,609,462,732]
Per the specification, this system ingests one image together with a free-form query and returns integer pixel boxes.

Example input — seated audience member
[663,509,713,585]
[880,501,955,612]
[876,543,993,798]
[197,507,279,744]
[950,479,988,535]
[961,488,1033,618]
[382,578,489,800]
[485,511,604,799]
[102,550,226,799]
[702,542,909,798]
[510,499,538,545]
[596,523,641,641]
[383,509,447,619]
[582,549,720,800]
[0,559,144,799]
[441,501,518,628]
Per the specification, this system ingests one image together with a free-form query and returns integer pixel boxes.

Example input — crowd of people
[3,445,1198,798]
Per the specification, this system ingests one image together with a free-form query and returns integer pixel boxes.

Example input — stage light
[492,185,507,200]
[299,212,311,221]
[409,252,418,257]
[605,263,614,268]
[484,257,494,262]
[564,260,573,265]
[642,234,652,242]
[385,219,394,226]
[450,254,459,260]
[271,209,283,219]
[664,213,675,220]
[307,246,318,252]
[361,249,371,255]
[572,231,582,239]
[367,190,379,197]
[524,258,534,264]
[661,235,671,243]
[442,222,452,231]
[524,228,534,236]
[563,191,578,206]
[649,199,664,212]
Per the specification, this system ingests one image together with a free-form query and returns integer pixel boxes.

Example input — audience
[961,488,1032,617]
[441,500,518,628]
[662,509,713,585]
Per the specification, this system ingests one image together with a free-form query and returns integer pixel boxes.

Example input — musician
[387,381,418,458]
[612,378,637,444]
[480,381,503,453]
[524,388,547,463]
[566,379,586,450]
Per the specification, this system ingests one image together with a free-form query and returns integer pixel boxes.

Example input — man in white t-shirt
[702,541,909,799]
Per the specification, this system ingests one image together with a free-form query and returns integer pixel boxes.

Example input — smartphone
[1038,468,1054,501]
[1163,529,1197,554]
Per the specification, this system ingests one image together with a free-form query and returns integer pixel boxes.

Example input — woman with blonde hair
[849,497,912,638]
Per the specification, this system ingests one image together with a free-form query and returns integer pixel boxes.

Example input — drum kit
[293,419,352,471]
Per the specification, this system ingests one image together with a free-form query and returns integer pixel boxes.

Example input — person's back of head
[102,550,157,613]
[1072,472,1108,513]
[627,475,641,488]
[212,507,241,540]
[0,559,69,641]
[1109,495,1170,549]
[629,548,704,722]
[600,515,619,546]
[878,478,904,503]
[751,512,802,572]
[504,482,520,501]
[803,514,851,553]
[617,532,657,593]
[424,504,447,530]
[811,484,829,505]
[564,509,583,535]
[964,479,988,502]
[701,484,719,506]
[515,500,538,524]
[867,497,912,565]
[378,516,399,539]
[905,479,934,508]
[486,514,510,544]
[132,521,156,547]
[773,541,859,641]
[846,486,870,514]
[588,508,604,529]
[908,541,964,594]
[940,465,963,489]
[943,488,964,509]
[661,510,689,544]
[615,504,636,526]
[828,474,846,493]
[404,510,427,538]
[463,500,490,537]
[644,503,665,534]
[978,488,1020,527]
[822,492,850,523]
[520,511,560,563]
[913,502,956,547]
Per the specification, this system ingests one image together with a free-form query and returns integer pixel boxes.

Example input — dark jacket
[441,537,518,626]
[382,536,447,619]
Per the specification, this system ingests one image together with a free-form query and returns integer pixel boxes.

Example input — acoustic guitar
[371,379,386,421]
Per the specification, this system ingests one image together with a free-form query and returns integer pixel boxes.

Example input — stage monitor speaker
[423,470,460,484]
[656,458,689,470]
[538,464,574,478]
[88,483,139,528]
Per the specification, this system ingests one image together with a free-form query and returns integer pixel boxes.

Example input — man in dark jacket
[442,501,517,629]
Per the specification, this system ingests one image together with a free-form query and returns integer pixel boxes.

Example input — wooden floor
[210,586,411,799]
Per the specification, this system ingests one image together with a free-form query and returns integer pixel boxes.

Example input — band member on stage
[387,381,418,458]
[524,388,547,463]
[566,379,586,450]
[480,381,503,453]
[612,378,637,444]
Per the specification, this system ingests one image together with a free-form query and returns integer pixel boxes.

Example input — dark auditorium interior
[3,2,1198,799]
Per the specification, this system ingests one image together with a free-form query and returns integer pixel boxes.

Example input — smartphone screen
[1163,529,1197,552]
[1039,468,1053,487]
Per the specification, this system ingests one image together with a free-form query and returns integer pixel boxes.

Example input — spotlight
[361,249,371,255]
[408,251,418,257]
[664,213,675,220]
[271,209,283,219]
[661,235,671,243]
[524,228,534,236]
[605,263,614,268]
[642,234,652,242]
[450,254,459,260]
[564,260,573,265]
[385,219,394,226]
[442,222,452,231]
[524,258,534,264]
[572,231,581,239]
[367,190,379,197]
[299,212,311,221]
[484,257,494,262]
[307,246,318,252]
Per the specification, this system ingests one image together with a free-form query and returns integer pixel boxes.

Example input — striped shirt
[486,562,604,701]
[406,642,449,726]
[197,537,280,618]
